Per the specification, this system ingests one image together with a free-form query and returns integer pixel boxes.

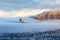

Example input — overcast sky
[0,0,60,10]
[0,0,60,17]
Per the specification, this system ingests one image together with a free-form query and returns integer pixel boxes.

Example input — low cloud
[0,9,50,18]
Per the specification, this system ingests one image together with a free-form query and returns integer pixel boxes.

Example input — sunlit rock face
[35,10,60,20]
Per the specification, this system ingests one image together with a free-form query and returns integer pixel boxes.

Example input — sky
[0,0,60,17]
[0,0,60,10]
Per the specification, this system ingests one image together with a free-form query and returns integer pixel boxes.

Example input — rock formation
[35,10,60,20]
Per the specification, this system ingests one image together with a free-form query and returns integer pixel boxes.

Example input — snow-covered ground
[0,17,60,33]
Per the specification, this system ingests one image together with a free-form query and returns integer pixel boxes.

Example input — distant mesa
[35,9,60,20]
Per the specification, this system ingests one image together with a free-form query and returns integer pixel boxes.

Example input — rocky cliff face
[35,10,60,20]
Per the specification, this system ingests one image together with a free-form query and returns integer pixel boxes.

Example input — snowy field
[0,17,60,33]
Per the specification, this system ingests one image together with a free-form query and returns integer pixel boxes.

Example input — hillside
[35,10,60,20]
[0,29,60,40]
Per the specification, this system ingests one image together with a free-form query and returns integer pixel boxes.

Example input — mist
[0,9,50,18]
